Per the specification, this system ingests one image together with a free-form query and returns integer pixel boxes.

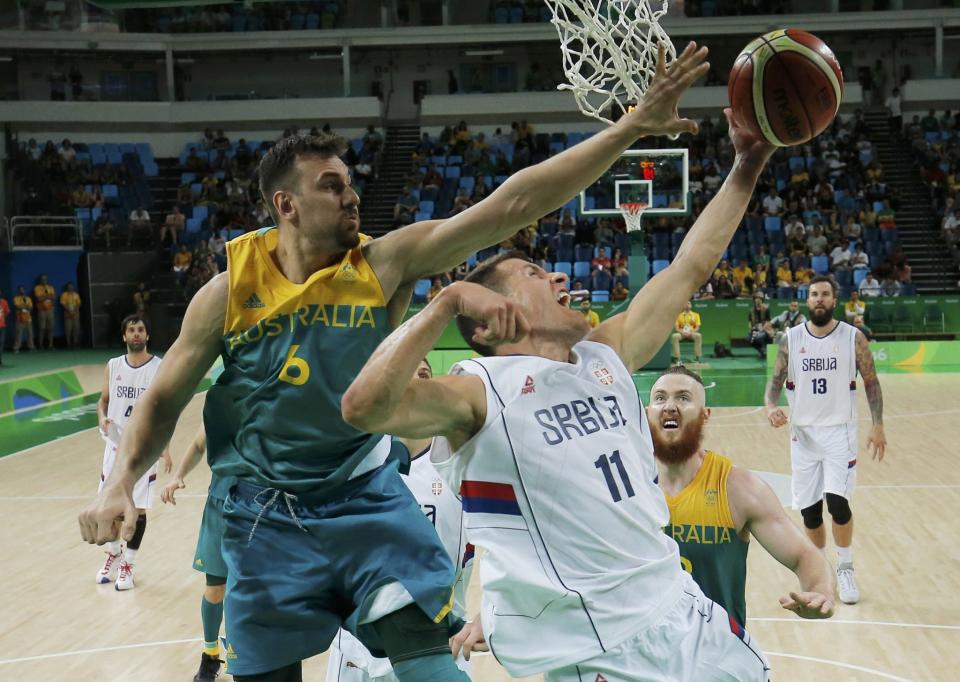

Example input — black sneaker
[193,653,222,681]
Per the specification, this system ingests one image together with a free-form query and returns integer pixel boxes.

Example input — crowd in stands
[116,1,342,33]
[395,109,916,305]
[907,108,960,284]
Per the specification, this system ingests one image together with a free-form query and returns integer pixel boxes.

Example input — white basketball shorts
[789,423,858,510]
[324,629,472,682]
[545,574,769,682]
[99,444,158,509]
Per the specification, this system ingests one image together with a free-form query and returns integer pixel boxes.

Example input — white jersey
[104,354,162,442]
[327,446,474,680]
[785,321,858,426]
[431,341,684,677]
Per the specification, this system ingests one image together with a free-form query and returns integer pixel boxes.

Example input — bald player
[648,366,834,627]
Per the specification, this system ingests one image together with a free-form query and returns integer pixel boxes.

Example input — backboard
[581,148,689,218]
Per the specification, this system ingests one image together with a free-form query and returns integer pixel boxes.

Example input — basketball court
[1,358,957,681]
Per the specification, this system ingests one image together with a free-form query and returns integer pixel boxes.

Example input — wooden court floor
[1,371,958,681]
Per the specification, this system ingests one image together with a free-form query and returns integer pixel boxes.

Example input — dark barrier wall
[0,250,83,345]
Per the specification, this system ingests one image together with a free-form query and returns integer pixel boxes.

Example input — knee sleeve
[205,573,227,587]
[372,604,453,664]
[127,513,147,550]
[800,500,824,529]
[825,493,852,525]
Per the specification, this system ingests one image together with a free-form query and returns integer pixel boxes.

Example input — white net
[546,0,676,124]
[620,201,648,233]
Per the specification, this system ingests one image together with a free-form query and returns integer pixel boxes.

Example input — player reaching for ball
[343,97,777,680]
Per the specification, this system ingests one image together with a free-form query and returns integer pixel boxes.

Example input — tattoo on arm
[855,331,883,425]
[765,335,789,407]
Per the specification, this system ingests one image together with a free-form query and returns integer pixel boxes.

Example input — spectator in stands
[850,243,869,271]
[789,229,807,258]
[393,187,418,226]
[776,258,794,296]
[173,244,192,284]
[569,280,590,304]
[842,215,862,241]
[12,286,35,352]
[225,174,246,206]
[452,188,474,215]
[859,272,882,297]
[794,264,813,292]
[784,214,805,238]
[71,185,93,208]
[213,129,230,151]
[694,280,714,300]
[33,274,55,350]
[771,299,806,344]
[731,260,754,296]
[922,109,940,134]
[878,200,896,231]
[611,281,629,302]
[422,165,442,190]
[713,258,733,283]
[363,124,383,152]
[580,298,600,329]
[715,274,737,299]
[885,86,902,135]
[702,165,723,196]
[610,248,628,277]
[806,226,827,256]
[93,213,115,248]
[671,300,702,365]
[133,282,151,316]
[161,206,185,246]
[591,246,612,272]
[128,206,153,246]
[60,282,81,349]
[880,275,901,297]
[829,240,851,271]
[0,289,8,365]
[762,186,783,216]
[208,230,227,268]
[754,244,770,272]
[426,278,444,303]
[747,292,772,359]
[58,139,76,166]
[844,291,866,322]
[853,314,875,341]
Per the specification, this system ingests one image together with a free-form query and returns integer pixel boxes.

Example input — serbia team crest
[591,360,614,385]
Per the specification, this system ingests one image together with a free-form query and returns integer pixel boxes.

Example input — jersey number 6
[279,345,311,386]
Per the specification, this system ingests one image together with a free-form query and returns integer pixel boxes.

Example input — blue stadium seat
[193,205,209,222]
[853,269,868,288]
[553,262,573,277]
[764,216,782,232]
[228,229,245,240]
[415,211,432,222]
[788,156,806,171]
[591,271,612,291]
[418,200,435,216]
[811,255,830,274]
[413,279,431,304]
[567,132,584,145]
[186,218,203,234]
[574,244,593,262]
[574,261,591,279]
[181,172,197,185]
[652,259,670,274]
[191,182,203,197]
[102,185,119,204]
[836,269,853,287]
[447,155,463,165]
[591,290,610,303]
[431,155,446,166]
[466,253,478,268]
[459,176,475,190]
[445,166,461,178]
[549,141,565,154]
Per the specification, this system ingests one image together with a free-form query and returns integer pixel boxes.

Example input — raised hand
[450,282,530,348]
[724,107,777,166]
[627,41,710,138]
[779,590,835,619]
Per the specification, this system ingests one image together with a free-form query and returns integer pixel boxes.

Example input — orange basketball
[728,29,844,147]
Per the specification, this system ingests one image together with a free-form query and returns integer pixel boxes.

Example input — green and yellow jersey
[664,451,750,625]
[204,227,392,495]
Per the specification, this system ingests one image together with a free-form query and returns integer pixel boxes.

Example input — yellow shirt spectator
[794,268,813,285]
[731,264,754,290]
[174,250,193,270]
[844,299,866,320]
[584,310,600,328]
[754,268,769,288]
[60,291,82,319]
[776,265,793,287]
[675,310,701,331]
[34,283,55,312]
[13,294,33,322]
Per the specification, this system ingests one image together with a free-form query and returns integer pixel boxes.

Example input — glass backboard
[581,148,689,217]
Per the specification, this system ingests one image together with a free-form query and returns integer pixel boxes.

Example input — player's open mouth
[662,419,680,430]
[556,290,570,306]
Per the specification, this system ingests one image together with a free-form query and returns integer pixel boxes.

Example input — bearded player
[649,365,833,627]
[765,275,886,605]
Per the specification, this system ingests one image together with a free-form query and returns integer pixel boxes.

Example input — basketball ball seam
[760,33,816,145]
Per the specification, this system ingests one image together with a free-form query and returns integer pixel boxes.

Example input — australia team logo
[339,263,358,282]
[590,360,614,385]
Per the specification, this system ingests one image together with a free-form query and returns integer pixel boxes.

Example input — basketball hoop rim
[619,202,648,233]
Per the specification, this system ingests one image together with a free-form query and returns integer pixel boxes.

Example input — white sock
[837,546,853,565]
[106,541,121,556]
[124,548,138,565]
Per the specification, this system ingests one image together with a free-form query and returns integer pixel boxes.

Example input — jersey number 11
[594,450,635,503]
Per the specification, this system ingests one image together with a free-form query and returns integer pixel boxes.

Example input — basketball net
[545,0,676,124]
[620,201,648,234]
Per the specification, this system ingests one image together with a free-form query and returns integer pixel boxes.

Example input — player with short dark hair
[765,276,886,605]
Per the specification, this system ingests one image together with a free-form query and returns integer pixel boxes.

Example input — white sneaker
[115,561,135,591]
[96,552,120,584]
[837,562,860,604]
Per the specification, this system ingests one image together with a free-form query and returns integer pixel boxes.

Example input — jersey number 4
[812,378,827,394]
[594,450,635,503]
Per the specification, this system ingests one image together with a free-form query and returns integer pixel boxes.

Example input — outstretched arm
[588,109,775,370]
[765,334,790,427]
[728,468,834,619]
[367,43,711,296]
[855,329,886,460]
[342,283,510,446]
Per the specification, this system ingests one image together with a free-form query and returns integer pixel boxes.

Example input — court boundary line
[752,617,960,631]
[710,407,960,428]
[765,651,913,681]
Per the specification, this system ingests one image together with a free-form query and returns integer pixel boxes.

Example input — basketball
[728,29,844,147]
